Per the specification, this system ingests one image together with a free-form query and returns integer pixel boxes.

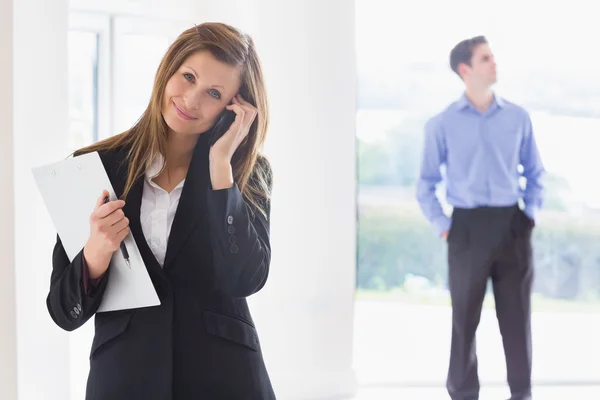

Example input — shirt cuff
[433,215,452,238]
[523,205,537,226]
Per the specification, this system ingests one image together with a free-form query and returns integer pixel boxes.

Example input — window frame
[68,11,111,142]
[111,16,188,134]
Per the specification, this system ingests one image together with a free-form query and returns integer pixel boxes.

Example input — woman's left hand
[209,94,258,163]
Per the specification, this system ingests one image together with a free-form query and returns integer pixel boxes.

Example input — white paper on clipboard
[32,151,160,312]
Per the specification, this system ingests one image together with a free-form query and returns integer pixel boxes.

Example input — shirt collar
[457,92,505,111]
[145,153,165,180]
[145,153,186,190]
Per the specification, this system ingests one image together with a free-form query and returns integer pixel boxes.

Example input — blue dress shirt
[416,94,545,236]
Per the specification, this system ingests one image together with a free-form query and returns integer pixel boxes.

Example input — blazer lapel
[107,148,170,297]
[162,133,211,270]
[123,176,170,287]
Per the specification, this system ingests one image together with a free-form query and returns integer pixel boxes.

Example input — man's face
[461,43,497,88]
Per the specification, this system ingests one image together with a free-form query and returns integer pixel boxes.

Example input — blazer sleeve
[206,162,272,298]
[46,234,109,331]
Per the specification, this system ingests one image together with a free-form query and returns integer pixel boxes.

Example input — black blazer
[46,133,275,400]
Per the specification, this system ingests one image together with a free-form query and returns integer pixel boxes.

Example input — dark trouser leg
[492,208,534,400]
[446,209,494,400]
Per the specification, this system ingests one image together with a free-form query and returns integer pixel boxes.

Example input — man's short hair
[449,36,488,77]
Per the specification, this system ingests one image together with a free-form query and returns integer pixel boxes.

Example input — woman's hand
[208,94,258,190]
[209,94,258,163]
[83,190,130,279]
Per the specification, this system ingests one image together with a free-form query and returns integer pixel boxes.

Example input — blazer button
[227,215,234,225]
[227,225,236,235]
[228,235,236,244]
[70,310,78,319]
[230,244,239,254]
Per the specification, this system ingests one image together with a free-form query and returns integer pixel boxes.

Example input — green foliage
[357,204,446,290]
[357,111,600,300]
[357,117,425,187]
[357,140,392,185]
[357,205,600,301]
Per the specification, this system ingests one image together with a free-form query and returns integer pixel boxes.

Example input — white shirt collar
[145,153,186,191]
[145,153,165,180]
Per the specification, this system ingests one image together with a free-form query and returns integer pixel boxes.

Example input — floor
[353,301,600,384]
[350,300,600,398]
[351,385,600,399]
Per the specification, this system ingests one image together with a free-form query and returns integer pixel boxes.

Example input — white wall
[243,2,358,399]
[0,0,17,399]
[7,1,357,399]
[12,0,72,399]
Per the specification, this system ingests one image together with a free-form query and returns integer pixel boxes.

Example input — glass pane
[68,31,98,151]
[115,34,170,132]
[354,0,600,390]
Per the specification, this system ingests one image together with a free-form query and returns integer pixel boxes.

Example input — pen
[104,196,131,268]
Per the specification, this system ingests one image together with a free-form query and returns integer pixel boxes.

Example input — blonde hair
[75,22,271,217]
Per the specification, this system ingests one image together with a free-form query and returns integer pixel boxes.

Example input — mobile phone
[209,109,236,146]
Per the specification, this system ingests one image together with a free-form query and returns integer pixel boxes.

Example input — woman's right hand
[83,190,130,279]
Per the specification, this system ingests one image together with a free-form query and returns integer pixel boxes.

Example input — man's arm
[416,116,450,237]
[520,114,545,222]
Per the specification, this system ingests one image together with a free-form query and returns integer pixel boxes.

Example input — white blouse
[140,155,185,267]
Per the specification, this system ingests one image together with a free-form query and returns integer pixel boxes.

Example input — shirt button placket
[154,191,168,250]
[482,116,491,201]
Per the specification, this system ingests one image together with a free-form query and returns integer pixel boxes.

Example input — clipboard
[32,151,160,313]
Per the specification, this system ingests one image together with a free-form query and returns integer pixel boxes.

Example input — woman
[46,22,275,399]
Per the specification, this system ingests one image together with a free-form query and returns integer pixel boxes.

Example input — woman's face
[161,50,241,136]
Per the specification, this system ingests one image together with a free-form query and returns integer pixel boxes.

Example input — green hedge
[357,204,600,301]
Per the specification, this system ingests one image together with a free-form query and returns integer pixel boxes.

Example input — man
[416,36,545,400]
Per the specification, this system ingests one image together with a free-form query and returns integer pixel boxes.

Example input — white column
[0,0,17,398]
[237,1,358,399]
[13,0,71,399]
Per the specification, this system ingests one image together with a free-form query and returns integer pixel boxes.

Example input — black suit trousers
[446,205,533,400]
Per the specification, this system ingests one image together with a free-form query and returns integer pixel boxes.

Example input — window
[68,31,98,149]
[112,17,187,133]
[355,0,600,389]
[68,12,110,150]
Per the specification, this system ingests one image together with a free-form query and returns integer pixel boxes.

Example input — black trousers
[446,205,533,400]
